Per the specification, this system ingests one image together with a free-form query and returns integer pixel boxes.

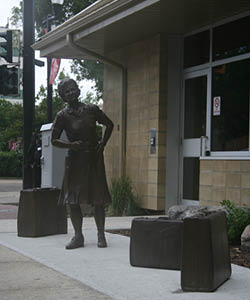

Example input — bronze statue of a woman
[51,78,113,249]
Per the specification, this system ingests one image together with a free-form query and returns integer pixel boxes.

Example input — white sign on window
[213,96,221,116]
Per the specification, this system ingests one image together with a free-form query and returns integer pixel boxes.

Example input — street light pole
[23,0,35,189]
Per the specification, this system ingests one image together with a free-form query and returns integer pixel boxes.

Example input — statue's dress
[51,103,112,206]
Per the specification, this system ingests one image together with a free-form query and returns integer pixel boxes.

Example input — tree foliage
[0,99,23,151]
[10,0,103,97]
[0,65,102,153]
[11,1,96,31]
[0,78,65,152]
[34,0,97,33]
[34,84,65,133]
[71,59,103,100]
[10,2,23,29]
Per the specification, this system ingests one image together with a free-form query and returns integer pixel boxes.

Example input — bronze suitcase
[130,217,183,270]
[18,188,67,237]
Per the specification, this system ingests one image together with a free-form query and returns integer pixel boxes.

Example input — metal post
[23,0,35,189]
[46,16,53,123]
[47,57,53,123]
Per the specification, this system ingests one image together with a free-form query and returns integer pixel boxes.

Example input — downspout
[66,33,127,177]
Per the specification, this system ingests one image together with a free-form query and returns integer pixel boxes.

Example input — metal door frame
[180,68,211,205]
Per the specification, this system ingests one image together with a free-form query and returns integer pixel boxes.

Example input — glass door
[181,70,210,204]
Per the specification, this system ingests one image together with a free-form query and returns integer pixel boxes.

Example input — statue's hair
[58,78,78,98]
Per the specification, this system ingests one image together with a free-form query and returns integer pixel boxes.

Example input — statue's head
[58,78,80,103]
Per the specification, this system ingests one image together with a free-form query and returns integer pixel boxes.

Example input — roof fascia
[33,0,160,51]
[75,0,161,41]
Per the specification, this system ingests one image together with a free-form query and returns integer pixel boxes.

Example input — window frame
[183,11,250,157]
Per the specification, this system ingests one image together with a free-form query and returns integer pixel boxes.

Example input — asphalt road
[0,179,22,219]
[0,179,22,193]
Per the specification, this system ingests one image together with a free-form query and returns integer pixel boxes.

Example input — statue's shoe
[65,236,84,250]
[97,232,107,248]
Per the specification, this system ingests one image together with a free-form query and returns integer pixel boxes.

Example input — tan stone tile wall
[103,34,167,211]
[103,64,122,182]
[199,160,250,207]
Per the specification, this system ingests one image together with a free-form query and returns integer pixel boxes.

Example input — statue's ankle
[97,231,107,248]
[75,233,84,241]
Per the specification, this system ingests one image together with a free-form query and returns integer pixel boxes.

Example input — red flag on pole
[49,58,61,85]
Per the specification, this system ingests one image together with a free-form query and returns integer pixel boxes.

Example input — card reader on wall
[150,128,156,154]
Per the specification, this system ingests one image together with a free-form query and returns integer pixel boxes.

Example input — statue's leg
[94,205,107,248]
[66,204,84,250]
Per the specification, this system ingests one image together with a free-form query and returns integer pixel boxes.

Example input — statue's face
[61,81,80,104]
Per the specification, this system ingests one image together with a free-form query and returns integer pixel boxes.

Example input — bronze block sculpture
[17,188,67,237]
[130,209,231,292]
[130,217,183,270]
[181,211,231,292]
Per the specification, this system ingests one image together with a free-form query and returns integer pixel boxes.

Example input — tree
[10,0,103,97]
[84,91,101,106]
[71,59,103,100]
[34,76,65,133]
[34,0,97,33]
[0,78,102,153]
[0,99,23,151]
[10,2,23,29]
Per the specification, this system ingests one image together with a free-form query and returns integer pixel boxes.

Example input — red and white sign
[49,58,61,85]
[213,96,221,116]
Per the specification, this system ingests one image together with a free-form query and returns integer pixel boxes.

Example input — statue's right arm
[51,128,71,149]
[51,113,83,150]
[51,136,83,150]
[51,136,72,149]
[51,113,71,149]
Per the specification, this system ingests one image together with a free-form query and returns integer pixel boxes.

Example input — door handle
[200,136,208,157]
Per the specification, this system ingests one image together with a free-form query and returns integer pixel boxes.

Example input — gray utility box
[40,123,67,189]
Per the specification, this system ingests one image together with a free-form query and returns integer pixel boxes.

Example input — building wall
[103,63,122,181]
[103,34,168,210]
[200,159,250,207]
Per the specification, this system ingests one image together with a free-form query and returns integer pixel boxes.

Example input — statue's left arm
[95,106,114,152]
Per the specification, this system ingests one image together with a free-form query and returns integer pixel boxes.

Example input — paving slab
[0,204,18,219]
[0,218,250,300]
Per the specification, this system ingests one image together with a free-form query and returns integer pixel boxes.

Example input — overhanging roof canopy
[33,0,250,60]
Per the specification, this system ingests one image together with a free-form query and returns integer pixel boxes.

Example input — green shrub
[221,200,250,245]
[0,151,22,177]
[109,176,143,216]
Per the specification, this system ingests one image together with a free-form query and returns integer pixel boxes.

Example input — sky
[0,0,95,98]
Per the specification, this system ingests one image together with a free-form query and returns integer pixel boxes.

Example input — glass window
[211,59,250,151]
[213,16,250,61]
[184,30,210,68]
[184,76,207,139]
[183,157,199,200]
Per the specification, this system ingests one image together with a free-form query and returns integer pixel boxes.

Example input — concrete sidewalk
[1,217,250,300]
[0,244,114,300]
[0,179,22,205]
